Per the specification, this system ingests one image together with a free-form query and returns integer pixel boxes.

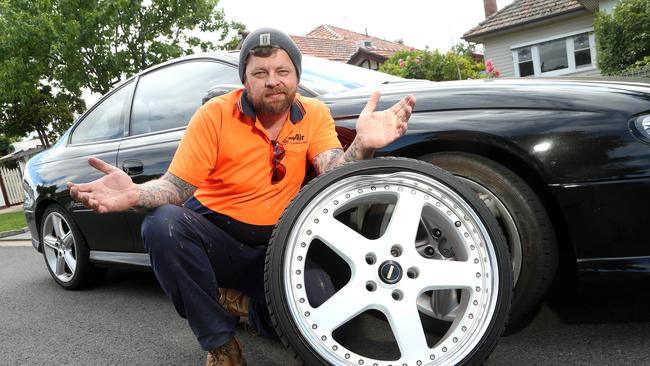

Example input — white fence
[616,66,650,78]
[0,165,23,207]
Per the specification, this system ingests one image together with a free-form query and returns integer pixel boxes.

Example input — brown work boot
[219,288,250,318]
[205,336,247,366]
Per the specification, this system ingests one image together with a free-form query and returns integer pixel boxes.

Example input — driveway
[3,241,650,365]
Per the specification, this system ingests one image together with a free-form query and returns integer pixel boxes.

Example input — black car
[23,51,650,365]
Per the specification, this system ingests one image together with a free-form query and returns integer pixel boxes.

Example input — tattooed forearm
[134,172,197,210]
[313,149,344,175]
[313,140,374,175]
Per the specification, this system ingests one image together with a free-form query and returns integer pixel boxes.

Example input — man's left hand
[355,91,416,151]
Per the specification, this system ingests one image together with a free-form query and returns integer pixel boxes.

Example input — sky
[218,0,516,52]
[82,0,516,108]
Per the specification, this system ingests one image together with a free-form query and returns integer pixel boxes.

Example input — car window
[70,83,132,145]
[130,60,240,135]
[300,55,404,95]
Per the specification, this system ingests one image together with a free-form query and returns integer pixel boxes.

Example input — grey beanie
[238,27,302,82]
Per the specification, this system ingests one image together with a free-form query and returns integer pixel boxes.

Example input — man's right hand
[67,157,139,214]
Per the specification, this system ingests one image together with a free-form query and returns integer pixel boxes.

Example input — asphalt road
[3,244,650,365]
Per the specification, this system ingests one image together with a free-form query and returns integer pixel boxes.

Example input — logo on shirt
[284,133,307,145]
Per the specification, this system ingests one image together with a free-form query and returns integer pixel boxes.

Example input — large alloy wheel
[265,158,512,366]
[41,204,92,290]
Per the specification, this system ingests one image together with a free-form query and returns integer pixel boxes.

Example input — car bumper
[24,209,40,251]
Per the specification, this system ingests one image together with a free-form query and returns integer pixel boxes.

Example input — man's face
[244,48,298,116]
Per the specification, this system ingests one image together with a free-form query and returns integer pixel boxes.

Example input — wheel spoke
[416,258,478,290]
[43,235,59,251]
[55,255,66,276]
[52,215,66,239]
[315,216,373,265]
[61,232,74,250]
[385,299,429,358]
[308,281,372,335]
[63,252,76,273]
[384,192,423,245]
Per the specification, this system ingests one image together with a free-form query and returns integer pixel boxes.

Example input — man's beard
[247,86,296,115]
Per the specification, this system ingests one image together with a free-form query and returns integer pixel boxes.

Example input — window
[512,31,595,77]
[130,61,240,136]
[300,55,403,94]
[70,83,131,144]
[539,39,568,72]
[517,48,534,77]
[573,34,591,67]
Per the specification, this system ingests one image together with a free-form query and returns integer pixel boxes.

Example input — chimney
[484,0,498,18]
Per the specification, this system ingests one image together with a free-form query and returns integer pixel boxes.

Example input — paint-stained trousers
[141,204,334,351]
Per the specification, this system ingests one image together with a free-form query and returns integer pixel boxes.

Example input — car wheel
[265,158,512,365]
[41,204,92,290]
[421,152,558,333]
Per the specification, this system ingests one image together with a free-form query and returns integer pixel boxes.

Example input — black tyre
[41,204,93,290]
[265,158,512,365]
[421,152,558,332]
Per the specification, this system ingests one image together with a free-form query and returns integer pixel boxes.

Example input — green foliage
[595,0,650,75]
[0,0,81,147]
[0,211,27,232]
[628,55,650,70]
[379,44,486,82]
[0,0,242,146]
[52,0,244,95]
[0,134,17,156]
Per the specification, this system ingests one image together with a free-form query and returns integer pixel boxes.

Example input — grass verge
[0,211,26,232]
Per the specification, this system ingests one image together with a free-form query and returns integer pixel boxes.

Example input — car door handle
[122,160,144,176]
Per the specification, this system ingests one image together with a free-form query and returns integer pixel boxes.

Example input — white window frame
[511,28,597,77]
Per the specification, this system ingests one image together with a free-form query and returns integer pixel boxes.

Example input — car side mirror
[202,84,241,105]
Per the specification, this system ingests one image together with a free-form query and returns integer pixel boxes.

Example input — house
[238,25,411,70]
[0,138,44,172]
[463,0,620,78]
[0,138,43,207]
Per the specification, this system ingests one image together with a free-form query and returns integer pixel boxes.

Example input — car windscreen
[300,55,404,95]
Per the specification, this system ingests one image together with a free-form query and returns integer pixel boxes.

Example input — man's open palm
[356,91,416,150]
[67,157,138,213]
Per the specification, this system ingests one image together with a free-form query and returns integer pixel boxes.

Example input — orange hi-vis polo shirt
[168,88,342,226]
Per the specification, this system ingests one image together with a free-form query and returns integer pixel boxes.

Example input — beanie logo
[259,33,271,46]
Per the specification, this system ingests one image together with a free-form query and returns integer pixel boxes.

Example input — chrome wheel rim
[42,212,77,283]
[282,172,501,365]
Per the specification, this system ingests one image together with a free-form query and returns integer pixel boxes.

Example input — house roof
[292,25,411,63]
[291,35,358,62]
[463,0,589,40]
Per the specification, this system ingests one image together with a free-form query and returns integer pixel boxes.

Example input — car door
[117,58,241,252]
[65,81,136,252]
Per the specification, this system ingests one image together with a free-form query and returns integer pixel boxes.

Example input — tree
[0,134,18,156]
[595,0,650,75]
[379,44,486,81]
[0,0,242,147]
[0,0,81,147]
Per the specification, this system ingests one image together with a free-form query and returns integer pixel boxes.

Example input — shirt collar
[238,89,305,123]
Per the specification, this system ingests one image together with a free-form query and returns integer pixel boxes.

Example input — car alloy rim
[282,172,500,365]
[42,212,77,282]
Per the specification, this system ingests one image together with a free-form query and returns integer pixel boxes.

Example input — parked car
[23,51,650,364]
